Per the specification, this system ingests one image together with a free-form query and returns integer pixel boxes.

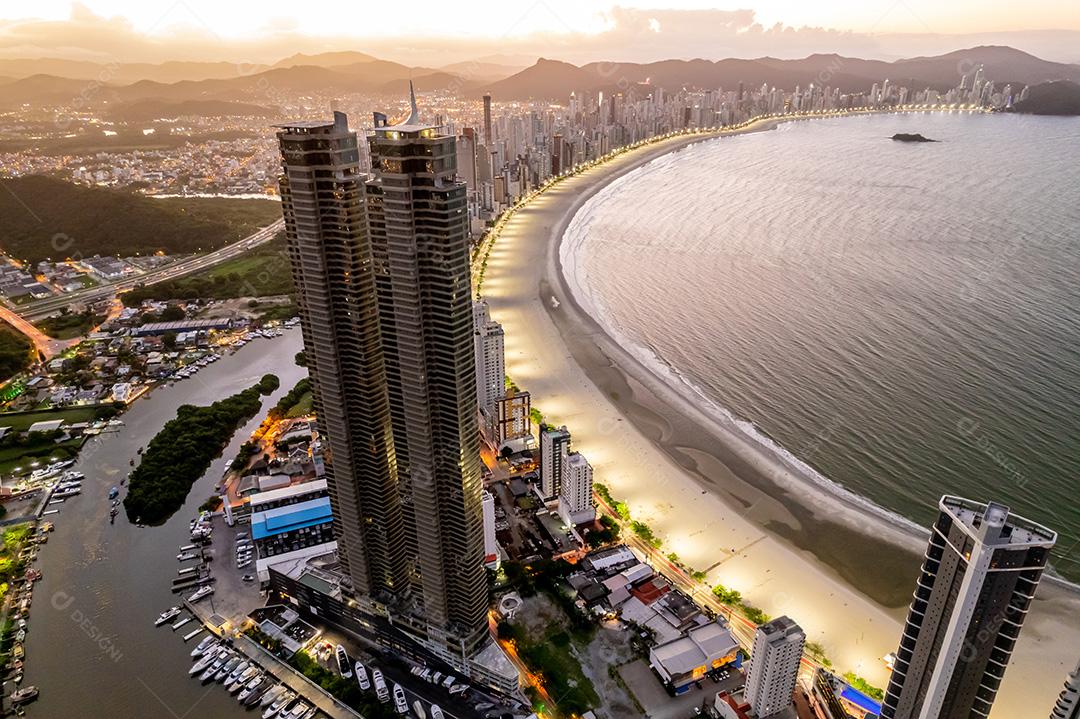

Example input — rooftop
[251,495,332,540]
[941,495,1057,548]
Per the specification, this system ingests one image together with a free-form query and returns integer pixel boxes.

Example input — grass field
[285,391,312,418]
[122,233,293,304]
[0,437,84,475]
[0,406,101,433]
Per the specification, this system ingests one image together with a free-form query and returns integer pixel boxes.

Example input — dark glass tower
[366,89,486,653]
[881,496,1056,719]
[276,112,405,598]
[276,89,486,655]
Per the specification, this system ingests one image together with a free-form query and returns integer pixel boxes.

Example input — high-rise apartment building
[276,111,405,599]
[558,451,595,527]
[1051,660,1080,719]
[881,497,1056,719]
[473,299,505,423]
[277,87,488,656]
[744,616,805,717]
[539,425,572,500]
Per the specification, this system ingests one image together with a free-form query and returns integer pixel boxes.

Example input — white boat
[335,644,352,678]
[191,634,216,656]
[226,660,251,686]
[229,666,257,693]
[355,661,370,690]
[188,585,214,602]
[412,699,426,719]
[237,674,265,701]
[155,606,182,626]
[215,656,242,683]
[177,552,198,561]
[373,669,388,702]
[262,691,295,719]
[392,683,408,715]
[190,647,222,675]
[260,685,284,708]
[430,705,445,719]
[281,700,310,719]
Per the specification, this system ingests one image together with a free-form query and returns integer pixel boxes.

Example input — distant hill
[4,45,1079,107]
[1012,80,1080,115]
[0,58,269,84]
[272,51,379,68]
[107,99,276,122]
[483,45,1080,99]
[439,60,525,83]
[0,176,281,264]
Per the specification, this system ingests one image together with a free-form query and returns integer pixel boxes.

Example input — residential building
[473,299,505,422]
[277,92,489,657]
[1050,659,1080,719]
[559,451,595,526]
[744,616,805,717]
[881,497,1056,719]
[482,489,499,568]
[539,424,571,500]
[495,391,531,444]
[366,88,488,654]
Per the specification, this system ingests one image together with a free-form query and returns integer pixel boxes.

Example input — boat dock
[183,600,362,719]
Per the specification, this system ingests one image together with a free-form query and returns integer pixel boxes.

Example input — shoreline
[480,111,1080,714]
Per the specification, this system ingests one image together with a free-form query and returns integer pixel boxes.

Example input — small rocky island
[891,133,938,143]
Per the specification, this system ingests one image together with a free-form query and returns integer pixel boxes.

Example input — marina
[19,328,305,717]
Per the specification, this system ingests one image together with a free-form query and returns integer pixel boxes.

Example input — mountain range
[1,46,1078,111]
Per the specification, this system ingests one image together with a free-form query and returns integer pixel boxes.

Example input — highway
[0,303,78,359]
[13,219,285,322]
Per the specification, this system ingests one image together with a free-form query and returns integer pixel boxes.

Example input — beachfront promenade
[473,106,1080,717]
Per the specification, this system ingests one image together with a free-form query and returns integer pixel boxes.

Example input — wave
[560,151,936,546]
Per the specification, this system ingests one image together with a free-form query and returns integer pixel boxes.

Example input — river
[22,328,305,718]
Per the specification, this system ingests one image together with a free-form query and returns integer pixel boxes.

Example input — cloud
[0,4,1077,69]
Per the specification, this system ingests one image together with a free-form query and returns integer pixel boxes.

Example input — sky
[1,1,1079,65]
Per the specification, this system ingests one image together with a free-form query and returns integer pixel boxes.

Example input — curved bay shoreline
[481,112,1080,715]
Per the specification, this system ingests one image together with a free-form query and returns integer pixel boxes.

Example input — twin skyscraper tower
[275,88,488,655]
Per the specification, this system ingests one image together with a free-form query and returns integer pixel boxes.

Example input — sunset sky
[1,1,1079,64]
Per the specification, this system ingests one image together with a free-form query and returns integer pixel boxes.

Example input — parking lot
[307,625,530,719]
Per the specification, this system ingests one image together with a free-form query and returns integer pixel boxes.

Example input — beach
[479,117,1080,716]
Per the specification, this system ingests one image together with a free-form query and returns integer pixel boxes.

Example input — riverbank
[479,112,1080,715]
[20,328,305,717]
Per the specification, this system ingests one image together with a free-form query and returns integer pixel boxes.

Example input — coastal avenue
[21,328,306,718]
[13,218,284,322]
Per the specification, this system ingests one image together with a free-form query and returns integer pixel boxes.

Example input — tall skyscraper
[744,616,805,717]
[881,497,1056,719]
[539,425,572,500]
[275,111,405,599]
[482,93,492,148]
[1051,660,1080,719]
[277,85,488,656]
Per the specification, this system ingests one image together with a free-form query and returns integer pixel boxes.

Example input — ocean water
[563,111,1080,581]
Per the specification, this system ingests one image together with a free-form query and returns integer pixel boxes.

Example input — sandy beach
[479,116,1080,716]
